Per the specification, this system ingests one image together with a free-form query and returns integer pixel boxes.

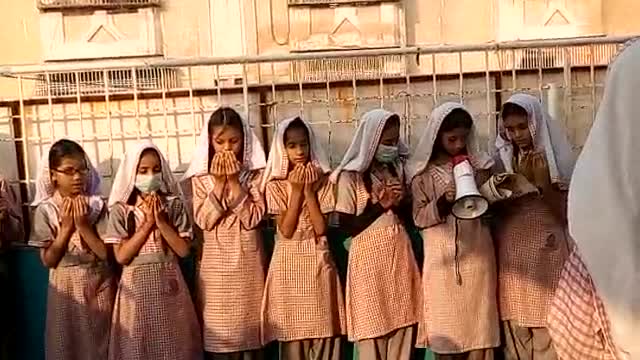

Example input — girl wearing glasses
[29,139,116,360]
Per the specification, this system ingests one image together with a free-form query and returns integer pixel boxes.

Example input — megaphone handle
[454,219,462,286]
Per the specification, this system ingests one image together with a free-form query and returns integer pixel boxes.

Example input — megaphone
[451,157,488,220]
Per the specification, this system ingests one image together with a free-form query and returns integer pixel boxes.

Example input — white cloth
[568,39,640,359]
[32,139,101,206]
[495,93,575,186]
[405,102,493,184]
[181,110,266,181]
[260,117,331,191]
[108,141,182,207]
[329,108,408,183]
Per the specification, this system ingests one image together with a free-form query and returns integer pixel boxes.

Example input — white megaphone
[451,157,488,220]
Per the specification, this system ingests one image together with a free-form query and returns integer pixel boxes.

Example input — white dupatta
[329,109,408,184]
[260,117,331,191]
[568,39,640,359]
[494,93,575,187]
[108,141,182,207]
[405,102,493,184]
[181,110,266,181]
[32,139,102,206]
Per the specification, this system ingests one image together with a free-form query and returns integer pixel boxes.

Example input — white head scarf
[108,141,182,207]
[405,102,494,184]
[32,139,101,206]
[261,117,331,191]
[568,39,640,359]
[495,93,575,186]
[181,108,266,181]
[329,109,409,183]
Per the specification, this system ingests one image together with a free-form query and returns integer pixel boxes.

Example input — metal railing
[37,0,161,10]
[0,35,635,207]
[287,0,398,6]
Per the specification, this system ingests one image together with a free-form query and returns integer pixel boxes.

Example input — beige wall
[1,0,640,99]
[602,0,640,35]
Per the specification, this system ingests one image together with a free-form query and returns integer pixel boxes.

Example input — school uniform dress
[192,170,267,356]
[336,170,422,360]
[262,178,346,359]
[492,151,569,360]
[411,163,499,359]
[29,193,116,360]
[547,242,626,360]
[105,196,202,360]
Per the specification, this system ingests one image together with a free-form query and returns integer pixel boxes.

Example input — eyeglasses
[52,168,90,176]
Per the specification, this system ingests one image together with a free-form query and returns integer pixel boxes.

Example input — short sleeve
[94,203,110,241]
[28,204,55,248]
[169,197,193,240]
[265,180,288,215]
[105,203,129,244]
[335,171,369,215]
[335,172,357,215]
[317,177,335,214]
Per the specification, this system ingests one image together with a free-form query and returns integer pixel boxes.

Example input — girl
[182,107,267,359]
[406,103,499,360]
[105,142,202,360]
[547,40,640,360]
[332,109,421,360]
[261,117,346,359]
[0,175,24,359]
[492,93,573,360]
[28,139,115,360]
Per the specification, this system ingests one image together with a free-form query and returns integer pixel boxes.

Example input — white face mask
[135,173,163,193]
[375,144,399,163]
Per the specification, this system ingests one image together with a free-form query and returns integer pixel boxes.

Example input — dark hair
[432,108,473,158]
[501,102,528,120]
[383,114,400,130]
[439,108,473,133]
[139,148,161,167]
[207,107,245,166]
[284,117,309,143]
[49,139,86,170]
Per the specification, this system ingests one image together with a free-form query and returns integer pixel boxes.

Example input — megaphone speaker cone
[452,195,489,220]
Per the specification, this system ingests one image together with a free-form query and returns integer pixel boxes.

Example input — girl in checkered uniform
[260,117,346,359]
[105,142,202,360]
[29,139,115,360]
[331,109,422,360]
[182,107,267,359]
[491,94,574,360]
[406,103,500,360]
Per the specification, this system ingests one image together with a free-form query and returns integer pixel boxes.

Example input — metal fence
[0,35,635,211]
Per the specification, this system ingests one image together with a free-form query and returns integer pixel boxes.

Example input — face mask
[135,173,163,193]
[375,144,399,163]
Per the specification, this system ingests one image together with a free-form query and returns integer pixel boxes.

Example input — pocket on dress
[162,269,181,297]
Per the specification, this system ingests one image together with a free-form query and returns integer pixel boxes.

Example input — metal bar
[484,50,494,148]
[188,67,197,146]
[2,36,636,75]
[458,52,464,103]
[75,71,85,147]
[103,70,114,177]
[17,76,30,198]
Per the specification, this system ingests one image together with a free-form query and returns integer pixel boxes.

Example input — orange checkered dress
[29,193,116,360]
[411,163,500,353]
[262,178,346,343]
[547,243,627,360]
[493,192,570,327]
[193,170,267,353]
[105,196,202,360]
[335,170,422,342]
